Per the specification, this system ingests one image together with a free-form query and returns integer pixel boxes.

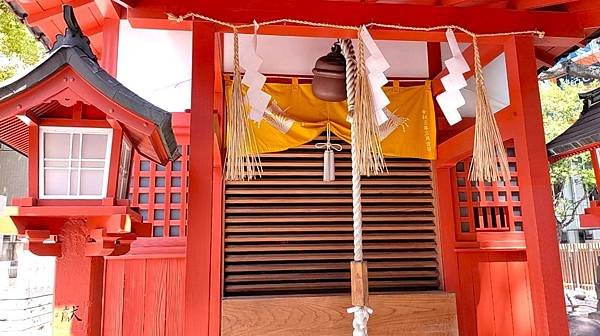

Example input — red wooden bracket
[23,230,62,256]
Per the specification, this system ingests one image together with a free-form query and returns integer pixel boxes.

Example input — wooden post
[434,165,468,332]
[350,261,369,306]
[100,18,120,77]
[52,221,104,336]
[504,35,569,335]
[184,22,216,336]
[590,149,600,191]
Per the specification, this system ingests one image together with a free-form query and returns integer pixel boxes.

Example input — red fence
[102,238,186,336]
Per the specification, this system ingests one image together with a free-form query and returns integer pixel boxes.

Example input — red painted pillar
[590,149,600,189]
[52,221,104,336]
[184,22,216,336]
[434,165,466,331]
[100,18,120,77]
[504,35,568,335]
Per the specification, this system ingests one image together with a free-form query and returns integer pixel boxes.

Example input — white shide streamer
[436,28,470,126]
[359,26,390,126]
[240,21,272,122]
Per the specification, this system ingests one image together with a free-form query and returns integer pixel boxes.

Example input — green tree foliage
[541,81,599,237]
[0,1,43,82]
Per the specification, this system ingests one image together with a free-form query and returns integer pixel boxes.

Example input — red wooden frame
[433,36,567,335]
[504,35,568,335]
[125,0,585,42]
[184,22,218,336]
[128,114,190,237]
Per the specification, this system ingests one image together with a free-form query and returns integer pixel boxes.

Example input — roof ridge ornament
[50,5,97,61]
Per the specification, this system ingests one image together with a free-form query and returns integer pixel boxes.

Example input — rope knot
[166,13,184,23]
[347,306,373,336]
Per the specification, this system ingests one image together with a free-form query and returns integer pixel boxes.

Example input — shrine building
[2,0,600,335]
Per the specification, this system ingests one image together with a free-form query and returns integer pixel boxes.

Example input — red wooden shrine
[2,0,600,335]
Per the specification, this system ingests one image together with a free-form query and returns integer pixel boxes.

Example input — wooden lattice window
[128,143,189,237]
[223,134,439,297]
[451,141,523,241]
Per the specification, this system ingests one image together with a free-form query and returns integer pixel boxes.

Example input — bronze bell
[312,42,347,102]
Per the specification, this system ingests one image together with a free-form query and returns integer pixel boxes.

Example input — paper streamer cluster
[436,28,470,126]
[240,21,271,122]
[359,27,390,126]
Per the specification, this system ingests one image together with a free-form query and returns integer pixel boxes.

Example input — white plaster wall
[117,21,192,112]
[223,33,429,78]
[459,53,510,117]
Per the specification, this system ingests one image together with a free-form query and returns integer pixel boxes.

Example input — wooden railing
[559,242,600,291]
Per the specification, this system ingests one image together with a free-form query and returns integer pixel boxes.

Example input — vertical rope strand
[341,38,363,262]
[354,34,386,176]
[342,38,372,336]
[225,29,262,180]
[468,36,510,182]
[340,39,357,119]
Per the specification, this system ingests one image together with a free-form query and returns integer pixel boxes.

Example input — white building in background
[0,148,55,336]
[0,236,54,336]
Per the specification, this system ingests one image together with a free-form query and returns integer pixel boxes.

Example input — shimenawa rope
[168,12,540,182]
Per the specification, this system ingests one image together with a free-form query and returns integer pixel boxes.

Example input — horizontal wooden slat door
[224,135,439,297]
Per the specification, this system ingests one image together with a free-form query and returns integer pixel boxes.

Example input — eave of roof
[547,86,600,162]
[0,5,179,164]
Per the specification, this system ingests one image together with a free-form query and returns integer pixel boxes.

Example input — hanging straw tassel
[469,37,510,182]
[353,31,386,176]
[225,29,262,181]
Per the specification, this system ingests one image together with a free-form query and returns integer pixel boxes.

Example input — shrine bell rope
[168,12,544,336]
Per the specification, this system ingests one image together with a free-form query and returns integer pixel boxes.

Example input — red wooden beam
[128,10,582,50]
[576,9,600,31]
[95,0,120,19]
[26,0,95,26]
[440,0,473,5]
[184,22,215,336]
[513,0,580,10]
[113,0,138,9]
[534,47,557,67]
[504,35,569,335]
[567,0,599,12]
[126,0,585,38]
[432,43,504,96]
[427,42,442,79]
[100,18,120,76]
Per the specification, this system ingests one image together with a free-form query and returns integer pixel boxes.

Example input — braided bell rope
[341,39,364,262]
[340,39,357,118]
[341,38,372,336]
